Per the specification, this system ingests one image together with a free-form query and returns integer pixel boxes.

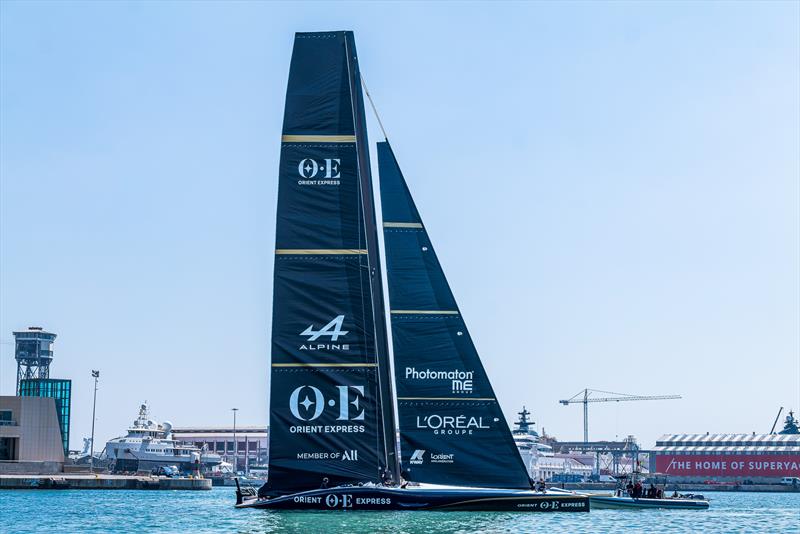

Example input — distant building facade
[0,396,65,474]
[172,427,268,472]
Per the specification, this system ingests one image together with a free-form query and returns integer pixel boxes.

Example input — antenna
[771,407,784,434]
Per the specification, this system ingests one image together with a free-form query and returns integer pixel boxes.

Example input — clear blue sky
[1,1,798,451]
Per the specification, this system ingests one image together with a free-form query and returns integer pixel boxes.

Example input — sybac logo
[300,315,350,351]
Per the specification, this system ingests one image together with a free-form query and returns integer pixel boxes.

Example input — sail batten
[379,141,532,490]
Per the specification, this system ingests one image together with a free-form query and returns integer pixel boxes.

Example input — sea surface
[1,488,798,533]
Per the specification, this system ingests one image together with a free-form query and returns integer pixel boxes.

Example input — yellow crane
[559,388,681,443]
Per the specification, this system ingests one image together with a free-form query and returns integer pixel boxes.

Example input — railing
[0,419,18,426]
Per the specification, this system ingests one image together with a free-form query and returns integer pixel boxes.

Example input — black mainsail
[378,141,532,489]
[263,31,397,496]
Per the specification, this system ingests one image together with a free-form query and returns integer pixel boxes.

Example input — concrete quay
[0,474,212,490]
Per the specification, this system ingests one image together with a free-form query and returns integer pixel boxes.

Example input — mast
[344,32,400,484]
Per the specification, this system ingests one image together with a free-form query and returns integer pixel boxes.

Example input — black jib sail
[263,32,397,496]
[378,141,532,489]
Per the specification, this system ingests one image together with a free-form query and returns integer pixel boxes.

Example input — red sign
[656,454,800,477]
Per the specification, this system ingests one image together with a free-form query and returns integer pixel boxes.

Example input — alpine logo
[300,315,350,351]
[298,158,341,186]
[410,450,425,465]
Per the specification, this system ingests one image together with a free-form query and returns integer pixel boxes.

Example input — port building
[172,427,268,472]
[13,327,71,455]
[652,416,800,483]
[0,396,65,474]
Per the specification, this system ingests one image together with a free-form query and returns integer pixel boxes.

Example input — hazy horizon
[1,1,798,451]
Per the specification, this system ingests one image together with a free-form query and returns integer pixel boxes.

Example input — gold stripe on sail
[281,135,356,143]
[390,310,459,315]
[383,222,423,228]
[275,249,368,255]
[272,363,377,368]
[397,397,496,401]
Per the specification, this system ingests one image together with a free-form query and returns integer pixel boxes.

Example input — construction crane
[770,407,784,434]
[559,388,682,443]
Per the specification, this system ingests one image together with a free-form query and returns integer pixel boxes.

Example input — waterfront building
[171,427,268,472]
[652,429,800,483]
[18,378,71,455]
[0,396,65,474]
[12,327,71,455]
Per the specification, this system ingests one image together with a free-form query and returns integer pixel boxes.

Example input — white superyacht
[104,403,221,473]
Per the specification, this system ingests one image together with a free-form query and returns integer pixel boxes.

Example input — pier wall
[0,474,211,490]
[0,461,62,475]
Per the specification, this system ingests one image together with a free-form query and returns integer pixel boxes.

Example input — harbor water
[1,488,798,533]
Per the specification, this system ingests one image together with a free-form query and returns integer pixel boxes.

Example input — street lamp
[231,408,238,475]
[89,370,100,471]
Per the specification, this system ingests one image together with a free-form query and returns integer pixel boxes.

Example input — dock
[0,474,212,490]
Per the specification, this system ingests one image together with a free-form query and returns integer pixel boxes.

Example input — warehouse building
[652,417,800,483]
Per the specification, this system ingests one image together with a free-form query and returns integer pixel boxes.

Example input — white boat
[588,493,710,510]
[104,403,221,473]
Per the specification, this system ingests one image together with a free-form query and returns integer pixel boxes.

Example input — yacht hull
[236,485,590,512]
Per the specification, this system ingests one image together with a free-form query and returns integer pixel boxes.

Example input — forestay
[378,141,532,489]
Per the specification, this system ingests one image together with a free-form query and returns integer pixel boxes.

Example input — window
[0,410,12,425]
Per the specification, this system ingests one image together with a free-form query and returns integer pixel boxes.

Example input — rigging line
[360,73,388,141]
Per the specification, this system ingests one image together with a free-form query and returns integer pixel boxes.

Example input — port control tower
[14,326,57,394]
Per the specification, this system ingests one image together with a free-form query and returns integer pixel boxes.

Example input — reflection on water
[0,488,798,534]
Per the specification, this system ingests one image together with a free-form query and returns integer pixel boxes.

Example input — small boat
[549,474,710,510]
[588,493,709,510]
[234,30,589,513]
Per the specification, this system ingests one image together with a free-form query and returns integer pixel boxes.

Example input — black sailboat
[235,31,588,512]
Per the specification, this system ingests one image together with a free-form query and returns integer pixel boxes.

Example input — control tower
[13,327,57,394]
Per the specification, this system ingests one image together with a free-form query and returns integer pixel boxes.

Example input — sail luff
[378,141,533,489]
